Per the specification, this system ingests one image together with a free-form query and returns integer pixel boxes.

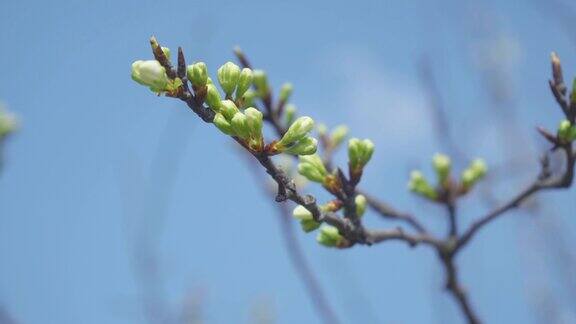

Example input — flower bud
[279,83,293,103]
[330,125,348,147]
[432,153,451,184]
[253,70,269,97]
[300,219,321,233]
[213,113,235,135]
[220,100,239,120]
[355,194,367,218]
[187,62,208,87]
[235,68,253,99]
[558,120,573,141]
[285,136,318,156]
[348,138,375,171]
[461,159,488,190]
[205,84,222,111]
[277,116,315,148]
[131,60,169,92]
[408,170,437,200]
[298,154,328,183]
[231,112,250,140]
[217,62,241,97]
[241,90,256,108]
[293,205,313,220]
[316,225,343,247]
[244,107,263,140]
[0,108,18,138]
[284,104,297,126]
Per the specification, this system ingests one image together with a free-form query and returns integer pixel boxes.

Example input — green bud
[285,104,297,126]
[213,113,235,135]
[316,225,343,247]
[348,138,375,171]
[279,83,293,103]
[131,60,169,92]
[293,205,313,220]
[241,89,256,108]
[298,154,328,183]
[558,119,573,141]
[235,68,253,99]
[408,170,437,200]
[278,116,315,147]
[253,70,269,97]
[231,112,250,140]
[432,153,451,184]
[330,125,348,147]
[300,219,321,233]
[571,78,576,104]
[217,62,241,97]
[244,107,264,140]
[220,100,239,120]
[285,136,318,156]
[205,84,222,111]
[0,108,18,137]
[187,62,208,87]
[355,194,367,218]
[461,159,488,189]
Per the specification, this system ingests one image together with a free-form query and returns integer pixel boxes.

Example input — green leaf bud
[408,170,437,200]
[205,84,222,111]
[235,68,253,100]
[253,70,269,97]
[186,62,208,87]
[161,47,171,60]
[298,154,328,183]
[278,116,315,148]
[432,153,451,184]
[316,225,343,247]
[330,125,348,147]
[213,113,235,135]
[220,100,239,120]
[279,83,293,103]
[285,136,318,156]
[217,61,241,97]
[348,138,375,171]
[355,194,367,218]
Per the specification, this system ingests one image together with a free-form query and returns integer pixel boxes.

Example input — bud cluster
[298,154,328,184]
[273,116,318,155]
[316,225,343,248]
[461,159,487,191]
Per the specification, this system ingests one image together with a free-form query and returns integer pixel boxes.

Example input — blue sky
[1,0,576,323]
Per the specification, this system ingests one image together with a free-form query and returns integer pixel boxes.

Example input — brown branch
[457,144,575,251]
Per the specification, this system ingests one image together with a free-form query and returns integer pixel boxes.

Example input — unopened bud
[408,170,437,200]
[279,83,293,103]
[355,194,367,218]
[316,225,343,247]
[187,62,208,87]
[330,125,348,147]
[217,62,241,97]
[205,84,222,111]
[461,159,488,190]
[277,116,315,148]
[285,136,318,156]
[220,100,239,120]
[298,154,328,183]
[432,153,451,185]
[213,113,235,135]
[348,138,375,171]
[253,70,269,97]
[235,68,253,99]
